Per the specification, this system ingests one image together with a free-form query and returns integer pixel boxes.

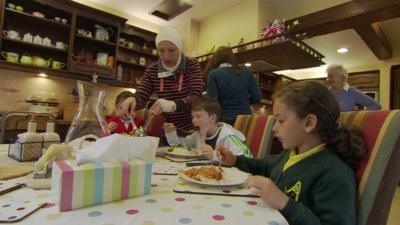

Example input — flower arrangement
[260,19,300,43]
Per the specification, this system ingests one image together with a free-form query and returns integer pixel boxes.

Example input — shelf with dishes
[4,5,70,30]
[117,59,146,68]
[0,0,163,88]
[74,34,116,47]
[118,44,157,58]
[70,60,115,78]
[2,37,68,53]
[0,59,66,72]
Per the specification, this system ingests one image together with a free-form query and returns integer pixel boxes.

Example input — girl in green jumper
[218,81,365,225]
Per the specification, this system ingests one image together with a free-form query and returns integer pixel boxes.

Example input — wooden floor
[387,187,400,225]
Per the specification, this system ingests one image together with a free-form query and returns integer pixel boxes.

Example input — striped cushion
[339,110,400,225]
[233,115,275,159]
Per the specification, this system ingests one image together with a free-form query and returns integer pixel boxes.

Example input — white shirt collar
[343,82,350,91]
[219,63,232,68]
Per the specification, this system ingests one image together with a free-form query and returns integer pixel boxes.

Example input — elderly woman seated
[326,64,381,112]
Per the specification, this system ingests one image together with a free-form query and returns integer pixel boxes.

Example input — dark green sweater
[236,148,357,225]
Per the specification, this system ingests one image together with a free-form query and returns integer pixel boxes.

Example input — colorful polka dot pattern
[0,169,287,225]
[0,198,46,222]
[152,162,179,175]
[126,209,139,215]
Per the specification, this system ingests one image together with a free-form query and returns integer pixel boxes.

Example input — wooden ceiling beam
[354,22,392,60]
[286,0,400,38]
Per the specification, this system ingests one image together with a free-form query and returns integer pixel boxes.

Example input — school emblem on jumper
[285,181,301,202]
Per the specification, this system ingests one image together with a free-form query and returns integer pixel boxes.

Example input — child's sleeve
[234,152,284,176]
[224,135,253,158]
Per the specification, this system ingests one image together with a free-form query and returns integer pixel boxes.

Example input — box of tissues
[51,134,159,211]
[51,159,152,211]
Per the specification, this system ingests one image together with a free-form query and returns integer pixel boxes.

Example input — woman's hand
[246,176,289,210]
[198,143,214,159]
[163,122,176,133]
[216,145,237,166]
[119,97,136,117]
[150,99,176,115]
[107,122,118,132]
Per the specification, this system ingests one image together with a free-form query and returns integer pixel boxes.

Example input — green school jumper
[235,148,357,225]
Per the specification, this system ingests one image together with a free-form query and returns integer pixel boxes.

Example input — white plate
[163,146,204,159]
[179,166,250,186]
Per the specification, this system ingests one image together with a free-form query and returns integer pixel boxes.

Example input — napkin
[75,134,159,165]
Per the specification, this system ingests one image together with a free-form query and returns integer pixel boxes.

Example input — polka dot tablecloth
[0,174,288,225]
[0,149,288,225]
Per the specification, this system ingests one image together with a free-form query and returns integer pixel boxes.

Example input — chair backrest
[339,110,400,225]
[233,114,275,158]
[0,111,55,144]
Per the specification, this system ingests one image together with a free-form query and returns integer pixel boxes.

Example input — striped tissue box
[51,160,152,211]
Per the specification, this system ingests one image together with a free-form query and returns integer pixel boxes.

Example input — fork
[217,151,223,172]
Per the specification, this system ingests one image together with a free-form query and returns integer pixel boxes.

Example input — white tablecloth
[0,144,289,225]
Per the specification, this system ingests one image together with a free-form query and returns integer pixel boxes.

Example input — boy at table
[164,95,252,160]
[218,81,365,225]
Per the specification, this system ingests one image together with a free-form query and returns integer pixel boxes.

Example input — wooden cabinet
[347,70,379,91]
[253,72,289,114]
[115,24,157,85]
[0,0,72,72]
[70,14,119,78]
[0,0,163,88]
[309,70,380,92]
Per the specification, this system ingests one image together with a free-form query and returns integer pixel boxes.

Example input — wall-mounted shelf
[117,59,146,68]
[5,8,71,29]
[118,45,157,57]
[75,34,116,47]
[196,36,325,72]
[2,37,68,53]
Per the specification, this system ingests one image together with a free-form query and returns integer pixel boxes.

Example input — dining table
[0,144,289,225]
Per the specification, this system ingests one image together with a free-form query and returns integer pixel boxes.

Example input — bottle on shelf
[42,119,61,152]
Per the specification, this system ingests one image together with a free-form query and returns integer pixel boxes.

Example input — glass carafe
[65,81,109,143]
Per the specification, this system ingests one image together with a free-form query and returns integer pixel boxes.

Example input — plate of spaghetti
[179,166,249,186]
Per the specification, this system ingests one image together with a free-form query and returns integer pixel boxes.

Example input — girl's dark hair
[203,46,241,81]
[191,95,221,122]
[115,91,135,106]
[273,81,365,170]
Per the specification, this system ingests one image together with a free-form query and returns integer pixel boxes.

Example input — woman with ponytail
[218,81,365,225]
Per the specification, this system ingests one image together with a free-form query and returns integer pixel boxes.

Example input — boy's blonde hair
[191,95,221,122]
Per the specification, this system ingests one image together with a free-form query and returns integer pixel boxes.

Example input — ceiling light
[37,73,48,78]
[244,63,251,67]
[337,48,349,53]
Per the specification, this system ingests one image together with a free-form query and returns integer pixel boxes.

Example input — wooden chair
[233,114,275,159]
[339,110,400,225]
[0,111,55,144]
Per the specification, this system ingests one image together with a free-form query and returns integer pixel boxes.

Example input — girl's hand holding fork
[216,145,237,166]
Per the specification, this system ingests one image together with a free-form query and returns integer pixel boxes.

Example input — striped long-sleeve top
[134,57,203,136]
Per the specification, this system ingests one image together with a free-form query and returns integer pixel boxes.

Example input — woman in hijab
[120,27,203,136]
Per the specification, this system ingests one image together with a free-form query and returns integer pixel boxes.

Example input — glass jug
[65,81,109,143]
